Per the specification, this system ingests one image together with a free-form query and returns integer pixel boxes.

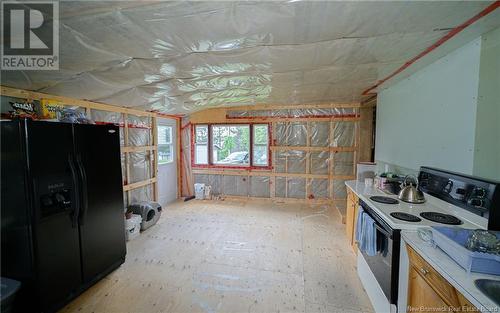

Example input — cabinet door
[351,195,359,252]
[345,190,355,245]
[406,245,478,313]
[407,267,447,313]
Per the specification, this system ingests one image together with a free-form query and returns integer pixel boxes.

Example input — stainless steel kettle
[398,175,426,204]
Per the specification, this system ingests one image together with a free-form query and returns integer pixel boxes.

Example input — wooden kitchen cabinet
[406,245,478,313]
[345,188,359,252]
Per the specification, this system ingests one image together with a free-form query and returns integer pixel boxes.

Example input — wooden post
[305,121,311,199]
[176,118,182,198]
[124,113,130,206]
[329,119,334,199]
[270,121,276,198]
[151,115,159,202]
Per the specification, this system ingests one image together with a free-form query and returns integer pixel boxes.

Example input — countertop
[402,230,499,312]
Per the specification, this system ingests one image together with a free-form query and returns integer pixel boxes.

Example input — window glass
[253,124,269,166]
[194,125,208,164]
[158,125,173,164]
[211,125,250,165]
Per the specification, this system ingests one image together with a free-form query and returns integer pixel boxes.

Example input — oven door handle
[374,223,393,239]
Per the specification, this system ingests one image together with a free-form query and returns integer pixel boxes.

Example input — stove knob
[468,198,485,208]
[443,180,453,193]
[471,187,487,198]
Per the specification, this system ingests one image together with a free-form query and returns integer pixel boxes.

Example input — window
[253,124,269,166]
[194,125,208,164]
[212,125,250,165]
[193,124,270,168]
[158,125,173,164]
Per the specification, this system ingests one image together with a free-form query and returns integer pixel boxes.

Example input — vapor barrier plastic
[193,174,270,198]
[188,109,359,200]
[91,109,123,125]
[129,185,153,204]
[333,180,348,199]
[223,176,249,197]
[129,152,151,184]
[310,122,330,147]
[275,177,286,198]
[227,108,357,118]
[310,152,329,175]
[287,178,306,199]
[250,176,270,198]
[332,122,357,147]
[275,122,307,146]
[309,179,329,199]
[334,152,355,176]
[2,2,498,113]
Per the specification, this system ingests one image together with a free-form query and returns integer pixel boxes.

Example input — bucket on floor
[125,214,142,241]
[194,183,205,200]
[204,185,212,200]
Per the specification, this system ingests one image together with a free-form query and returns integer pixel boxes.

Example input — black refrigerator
[1,119,126,313]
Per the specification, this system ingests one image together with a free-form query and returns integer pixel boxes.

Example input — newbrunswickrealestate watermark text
[1,1,59,70]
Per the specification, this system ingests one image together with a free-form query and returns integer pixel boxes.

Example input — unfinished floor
[60,199,374,313]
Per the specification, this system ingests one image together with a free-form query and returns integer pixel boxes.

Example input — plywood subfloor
[60,199,374,313]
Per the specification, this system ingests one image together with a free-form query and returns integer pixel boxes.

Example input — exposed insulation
[3,2,497,113]
[310,122,330,147]
[250,176,271,198]
[310,151,329,175]
[189,106,358,200]
[309,179,329,199]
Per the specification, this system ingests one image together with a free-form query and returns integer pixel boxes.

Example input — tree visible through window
[212,125,250,165]
[194,124,270,167]
[158,125,173,164]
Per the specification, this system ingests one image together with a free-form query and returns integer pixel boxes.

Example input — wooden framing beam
[151,116,159,202]
[176,118,182,198]
[223,116,360,123]
[124,114,131,203]
[270,146,356,152]
[121,145,157,153]
[123,178,158,192]
[222,102,362,111]
[192,168,354,180]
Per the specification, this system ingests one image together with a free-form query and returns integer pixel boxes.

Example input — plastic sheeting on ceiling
[2,1,499,114]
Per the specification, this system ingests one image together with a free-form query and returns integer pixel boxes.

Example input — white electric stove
[351,167,500,313]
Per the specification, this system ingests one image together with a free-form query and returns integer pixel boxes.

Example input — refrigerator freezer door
[74,124,126,284]
[26,121,83,311]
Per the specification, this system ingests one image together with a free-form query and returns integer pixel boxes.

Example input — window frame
[158,125,174,165]
[191,122,272,170]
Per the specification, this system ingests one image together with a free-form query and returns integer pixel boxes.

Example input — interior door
[74,123,126,283]
[27,120,82,311]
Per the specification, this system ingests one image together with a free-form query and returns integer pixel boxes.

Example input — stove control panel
[418,167,500,230]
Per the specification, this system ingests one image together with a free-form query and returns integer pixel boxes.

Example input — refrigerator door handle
[76,154,89,225]
[68,154,80,228]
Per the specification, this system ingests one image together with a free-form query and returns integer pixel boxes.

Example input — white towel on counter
[355,206,377,256]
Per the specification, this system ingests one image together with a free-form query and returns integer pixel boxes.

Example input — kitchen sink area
[475,279,500,306]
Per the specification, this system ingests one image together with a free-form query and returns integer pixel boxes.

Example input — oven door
[360,203,400,304]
